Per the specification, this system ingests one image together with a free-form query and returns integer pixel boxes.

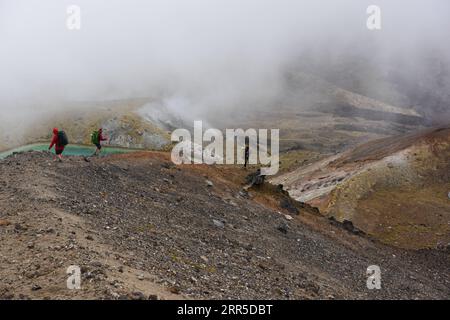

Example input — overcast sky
[0,0,449,123]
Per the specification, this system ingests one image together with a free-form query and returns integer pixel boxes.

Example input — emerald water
[0,143,138,159]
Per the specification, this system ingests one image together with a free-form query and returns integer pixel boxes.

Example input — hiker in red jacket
[49,128,65,161]
[93,128,108,156]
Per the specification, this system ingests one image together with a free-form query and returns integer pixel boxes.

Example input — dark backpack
[91,130,100,145]
[57,131,69,147]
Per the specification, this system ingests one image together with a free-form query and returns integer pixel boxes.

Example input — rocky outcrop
[273,127,450,249]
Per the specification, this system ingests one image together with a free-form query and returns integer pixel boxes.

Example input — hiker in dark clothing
[244,143,250,168]
[244,137,250,169]
[49,128,67,162]
[91,128,108,157]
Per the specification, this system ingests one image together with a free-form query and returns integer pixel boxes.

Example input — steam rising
[1,0,450,137]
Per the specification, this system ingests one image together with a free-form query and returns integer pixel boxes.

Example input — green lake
[0,143,139,159]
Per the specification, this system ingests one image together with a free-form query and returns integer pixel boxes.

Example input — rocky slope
[273,127,450,249]
[0,151,449,299]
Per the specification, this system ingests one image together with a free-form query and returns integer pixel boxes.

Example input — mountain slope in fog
[0,70,427,155]
[221,72,426,154]
[0,99,172,151]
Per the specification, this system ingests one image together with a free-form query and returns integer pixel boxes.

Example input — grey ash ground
[0,151,449,299]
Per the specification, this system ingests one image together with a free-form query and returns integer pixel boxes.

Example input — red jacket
[49,134,65,152]
[99,132,107,142]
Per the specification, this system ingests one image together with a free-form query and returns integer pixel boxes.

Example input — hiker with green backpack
[90,128,108,157]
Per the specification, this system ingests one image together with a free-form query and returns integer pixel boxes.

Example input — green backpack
[91,130,100,145]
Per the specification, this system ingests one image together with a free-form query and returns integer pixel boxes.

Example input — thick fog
[1,0,450,133]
